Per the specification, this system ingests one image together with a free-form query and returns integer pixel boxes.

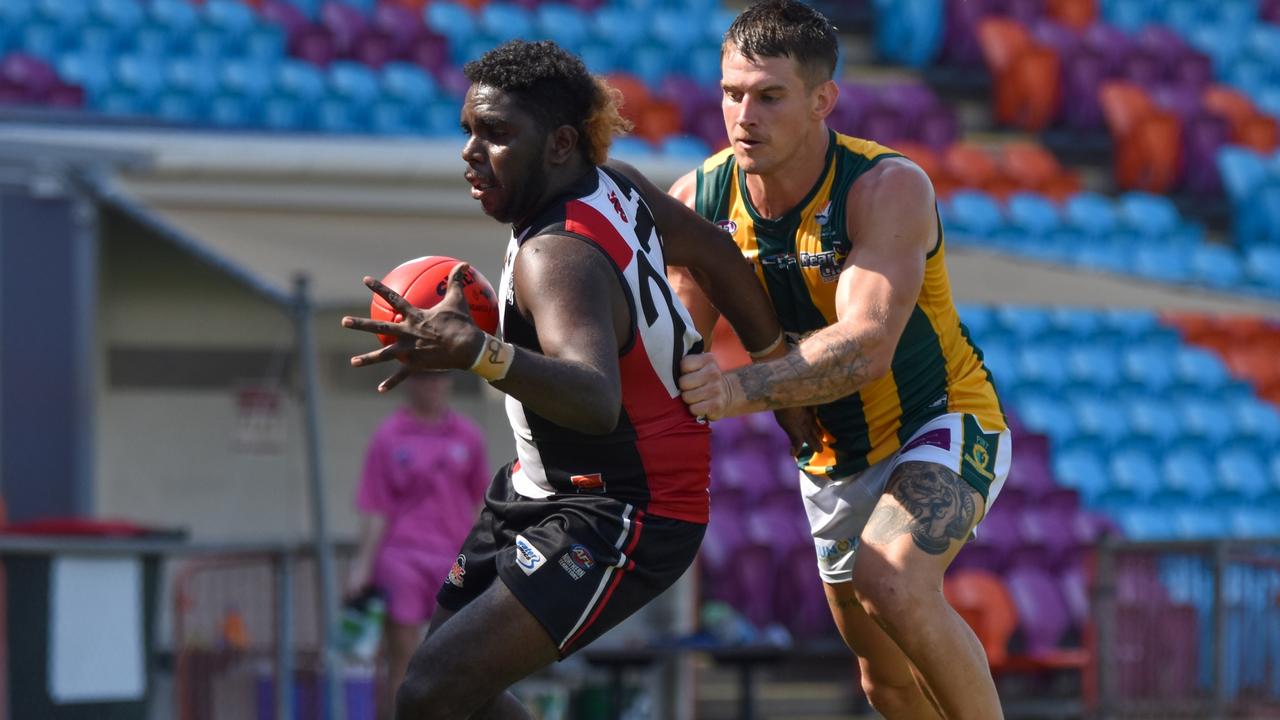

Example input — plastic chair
[1105,447,1161,503]
[276,59,327,102]
[1177,396,1236,446]
[533,3,590,51]
[979,18,1062,131]
[380,62,436,106]
[327,61,380,105]
[424,1,476,46]
[478,3,533,44]
[1126,393,1184,447]
[1216,448,1270,502]
[1052,446,1109,500]
[202,0,257,37]
[945,190,1005,238]
[943,143,1002,194]
[1172,346,1231,392]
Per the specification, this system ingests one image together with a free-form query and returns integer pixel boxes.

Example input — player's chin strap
[469,333,515,382]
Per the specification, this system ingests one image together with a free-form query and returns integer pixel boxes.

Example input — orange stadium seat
[944,569,1018,668]
[1046,0,1098,30]
[944,142,1018,198]
[604,73,652,127]
[1202,85,1279,153]
[979,18,1062,131]
[890,141,954,196]
[635,99,682,143]
[1101,82,1182,193]
[999,141,1082,199]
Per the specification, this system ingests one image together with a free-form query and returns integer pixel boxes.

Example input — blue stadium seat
[424,98,463,136]
[34,0,88,29]
[315,97,360,134]
[1121,344,1177,392]
[97,91,146,117]
[872,0,943,68]
[57,52,113,100]
[478,3,534,44]
[1229,506,1279,539]
[1065,344,1123,391]
[328,61,380,106]
[1216,448,1270,501]
[1005,192,1063,239]
[659,135,713,159]
[276,59,327,103]
[1249,23,1280,67]
[380,62,437,106]
[1234,399,1280,446]
[945,191,1005,239]
[1115,507,1171,540]
[994,306,1049,341]
[166,56,220,101]
[1217,145,1268,206]
[707,7,737,45]
[1052,446,1109,502]
[201,0,257,37]
[609,136,657,160]
[1104,448,1162,505]
[243,26,286,62]
[591,6,648,51]
[1063,192,1120,241]
[149,0,202,32]
[957,304,995,340]
[1126,393,1184,446]
[1118,192,1199,244]
[129,26,172,60]
[155,92,201,124]
[425,2,477,47]
[1177,396,1236,446]
[370,100,412,136]
[1018,391,1079,444]
[578,43,620,74]
[1101,308,1159,340]
[1046,307,1103,340]
[534,4,591,52]
[75,25,121,58]
[1161,0,1206,35]
[1256,87,1280,121]
[189,28,227,61]
[628,43,672,88]
[688,45,722,86]
[651,7,706,53]
[0,0,33,30]
[19,23,63,59]
[975,338,1017,389]
[91,0,144,31]
[113,54,166,103]
[219,58,275,101]
[1160,447,1216,506]
[1072,394,1131,447]
[208,93,256,127]
[1189,244,1245,289]
[1132,244,1193,283]
[1172,346,1231,392]
[1173,506,1230,540]
[1016,344,1070,392]
[261,95,308,131]
[1245,245,1280,294]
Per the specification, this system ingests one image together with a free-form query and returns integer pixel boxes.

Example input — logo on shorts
[962,416,999,485]
[558,544,596,581]
[570,473,605,492]
[816,537,856,560]
[446,554,466,588]
[902,428,951,454]
[716,219,738,234]
[514,534,546,575]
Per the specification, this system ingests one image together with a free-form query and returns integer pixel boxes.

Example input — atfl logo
[559,543,596,580]
[608,191,628,222]
[514,534,546,575]
[716,219,738,234]
[446,554,467,588]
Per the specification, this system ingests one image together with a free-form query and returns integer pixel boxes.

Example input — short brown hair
[722,0,839,87]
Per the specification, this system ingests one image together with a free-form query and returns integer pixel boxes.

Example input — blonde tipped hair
[584,76,634,165]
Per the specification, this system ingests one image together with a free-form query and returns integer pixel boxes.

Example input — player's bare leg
[825,581,942,719]
[394,582,556,720]
[852,461,1002,720]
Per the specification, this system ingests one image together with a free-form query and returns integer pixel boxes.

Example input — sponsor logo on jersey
[608,190,629,222]
[446,554,467,588]
[816,536,856,560]
[514,535,546,575]
[759,249,846,282]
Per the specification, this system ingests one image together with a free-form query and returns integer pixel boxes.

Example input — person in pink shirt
[346,371,489,719]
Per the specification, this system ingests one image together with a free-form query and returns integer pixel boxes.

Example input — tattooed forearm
[731,324,876,409]
[862,462,977,556]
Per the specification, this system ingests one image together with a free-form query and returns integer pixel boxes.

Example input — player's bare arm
[607,159,783,356]
[664,169,721,343]
[681,158,934,417]
[345,242,628,435]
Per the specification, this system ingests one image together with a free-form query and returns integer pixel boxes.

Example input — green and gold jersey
[694,130,1006,477]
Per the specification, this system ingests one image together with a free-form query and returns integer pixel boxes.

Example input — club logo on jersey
[558,544,595,580]
[815,201,832,226]
[570,472,605,492]
[446,554,467,588]
[514,534,546,575]
[608,190,628,222]
[716,219,738,234]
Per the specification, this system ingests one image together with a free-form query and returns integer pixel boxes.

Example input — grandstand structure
[1,0,1279,718]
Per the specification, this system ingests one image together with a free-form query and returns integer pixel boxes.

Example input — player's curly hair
[464,40,631,166]
[724,0,839,88]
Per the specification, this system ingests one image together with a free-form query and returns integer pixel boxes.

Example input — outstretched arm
[680,158,935,417]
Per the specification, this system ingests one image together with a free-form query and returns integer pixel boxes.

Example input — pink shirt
[357,408,490,559]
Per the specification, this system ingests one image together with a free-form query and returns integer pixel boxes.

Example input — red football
[370,256,500,346]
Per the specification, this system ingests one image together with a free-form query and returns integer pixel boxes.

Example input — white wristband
[469,333,515,382]
[747,331,786,360]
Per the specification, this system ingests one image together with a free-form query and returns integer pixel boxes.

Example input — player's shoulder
[832,132,903,163]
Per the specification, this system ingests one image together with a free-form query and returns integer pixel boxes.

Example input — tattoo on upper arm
[862,462,977,555]
[735,331,874,408]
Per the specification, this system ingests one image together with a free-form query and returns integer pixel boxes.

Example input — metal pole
[1093,537,1117,720]
[294,274,345,720]
[275,551,295,720]
[1211,541,1228,719]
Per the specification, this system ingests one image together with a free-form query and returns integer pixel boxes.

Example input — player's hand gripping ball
[369,256,500,347]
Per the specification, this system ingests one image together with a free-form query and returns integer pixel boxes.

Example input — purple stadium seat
[353,31,395,69]
[320,0,367,57]
[772,544,832,638]
[1059,561,1090,630]
[434,65,470,100]
[1005,432,1058,500]
[372,2,427,57]
[291,25,338,67]
[1005,564,1072,654]
[942,0,994,66]
[1,53,58,100]
[860,103,907,145]
[732,541,778,627]
[1014,505,1077,569]
[918,105,960,149]
[262,0,310,38]
[0,82,26,106]
[1062,49,1108,129]
[1182,113,1230,195]
[1134,26,1188,75]
[1082,23,1131,74]
[407,33,449,75]
[1265,0,1280,23]
[961,503,1019,572]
